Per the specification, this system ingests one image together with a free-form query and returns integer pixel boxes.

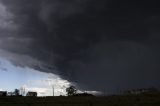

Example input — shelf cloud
[0,0,160,93]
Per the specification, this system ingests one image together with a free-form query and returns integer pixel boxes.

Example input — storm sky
[0,0,160,94]
[0,56,70,96]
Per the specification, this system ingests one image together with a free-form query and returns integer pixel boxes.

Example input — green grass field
[0,93,160,106]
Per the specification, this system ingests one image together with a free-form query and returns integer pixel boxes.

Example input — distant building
[26,92,37,97]
[0,91,7,96]
[7,92,13,96]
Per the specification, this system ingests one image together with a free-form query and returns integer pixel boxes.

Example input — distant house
[7,92,13,96]
[26,92,37,97]
[0,91,7,96]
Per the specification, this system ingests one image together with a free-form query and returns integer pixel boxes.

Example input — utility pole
[50,49,54,97]
[52,85,54,96]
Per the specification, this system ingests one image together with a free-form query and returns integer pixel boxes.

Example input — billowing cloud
[0,0,160,93]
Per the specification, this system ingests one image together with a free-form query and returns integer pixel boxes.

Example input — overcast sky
[0,0,160,94]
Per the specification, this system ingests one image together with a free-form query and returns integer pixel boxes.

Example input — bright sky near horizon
[0,57,70,96]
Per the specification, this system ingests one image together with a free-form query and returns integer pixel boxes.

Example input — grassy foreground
[0,93,160,106]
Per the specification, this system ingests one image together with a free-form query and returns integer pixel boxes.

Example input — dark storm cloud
[1,0,160,93]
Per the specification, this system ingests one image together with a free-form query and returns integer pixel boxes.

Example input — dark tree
[14,89,20,96]
[66,86,77,96]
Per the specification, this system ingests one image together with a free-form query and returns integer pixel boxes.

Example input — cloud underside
[0,0,160,92]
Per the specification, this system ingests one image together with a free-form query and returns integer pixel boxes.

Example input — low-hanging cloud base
[0,0,160,93]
